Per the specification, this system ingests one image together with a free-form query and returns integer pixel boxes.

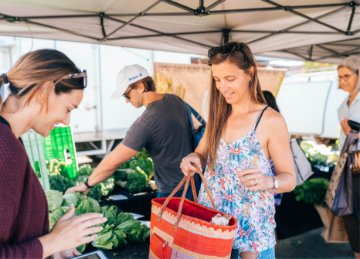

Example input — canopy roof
[1,0,360,62]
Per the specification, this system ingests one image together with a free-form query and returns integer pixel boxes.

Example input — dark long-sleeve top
[0,116,49,259]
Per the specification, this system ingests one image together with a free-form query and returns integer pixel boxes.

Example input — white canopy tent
[0,0,360,62]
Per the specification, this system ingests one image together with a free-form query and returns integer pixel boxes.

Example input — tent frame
[0,0,359,61]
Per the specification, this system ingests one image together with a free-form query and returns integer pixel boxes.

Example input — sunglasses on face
[123,87,133,100]
[60,69,87,88]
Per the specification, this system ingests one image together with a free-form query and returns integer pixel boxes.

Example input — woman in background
[337,56,360,259]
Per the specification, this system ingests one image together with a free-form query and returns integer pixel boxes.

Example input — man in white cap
[68,64,194,197]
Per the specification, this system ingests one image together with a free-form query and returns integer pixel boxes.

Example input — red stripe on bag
[149,175,237,259]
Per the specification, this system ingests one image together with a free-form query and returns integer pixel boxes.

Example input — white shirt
[337,91,360,150]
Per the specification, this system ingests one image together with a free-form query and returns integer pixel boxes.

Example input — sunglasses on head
[60,69,87,88]
[208,42,247,59]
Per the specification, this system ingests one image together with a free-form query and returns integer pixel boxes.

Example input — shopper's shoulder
[351,93,360,108]
[0,127,27,176]
[0,124,18,151]
[166,93,182,102]
[130,113,148,127]
[0,125,27,157]
[262,108,286,129]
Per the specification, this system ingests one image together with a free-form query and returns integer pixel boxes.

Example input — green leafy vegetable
[49,174,75,193]
[126,169,148,193]
[46,190,63,212]
[116,212,134,225]
[62,192,79,207]
[75,197,101,215]
[88,177,115,200]
[294,178,329,206]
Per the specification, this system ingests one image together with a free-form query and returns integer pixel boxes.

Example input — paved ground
[276,228,354,259]
[103,227,354,259]
[110,218,351,258]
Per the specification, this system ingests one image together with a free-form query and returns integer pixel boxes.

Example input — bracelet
[84,178,92,189]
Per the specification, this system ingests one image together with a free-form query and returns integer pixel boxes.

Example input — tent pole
[308,45,313,61]
[316,45,340,55]
[262,0,346,34]
[106,0,162,39]
[99,13,107,38]
[346,2,356,35]
[222,28,230,44]
[247,6,346,45]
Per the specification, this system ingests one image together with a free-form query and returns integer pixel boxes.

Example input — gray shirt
[337,91,360,150]
[122,94,192,193]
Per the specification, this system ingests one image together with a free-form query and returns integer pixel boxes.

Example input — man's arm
[67,143,138,193]
[67,117,150,193]
[87,143,138,186]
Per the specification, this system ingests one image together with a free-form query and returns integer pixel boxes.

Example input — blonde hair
[0,49,85,111]
[206,42,266,168]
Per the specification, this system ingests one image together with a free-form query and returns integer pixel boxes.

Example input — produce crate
[21,126,79,190]
[42,126,78,179]
[21,130,50,191]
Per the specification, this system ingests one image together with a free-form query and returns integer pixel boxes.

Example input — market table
[101,186,157,220]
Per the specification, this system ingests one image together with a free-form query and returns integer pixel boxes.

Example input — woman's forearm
[195,152,207,169]
[273,172,296,193]
[38,233,57,259]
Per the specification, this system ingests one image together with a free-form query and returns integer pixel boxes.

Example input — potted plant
[294,177,329,206]
[294,177,348,243]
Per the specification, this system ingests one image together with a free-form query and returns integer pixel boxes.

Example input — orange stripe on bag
[149,170,237,259]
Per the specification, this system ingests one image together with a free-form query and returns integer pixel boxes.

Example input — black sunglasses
[208,42,253,65]
[60,69,87,88]
[122,86,133,100]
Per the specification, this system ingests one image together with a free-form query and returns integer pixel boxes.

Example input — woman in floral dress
[180,42,296,259]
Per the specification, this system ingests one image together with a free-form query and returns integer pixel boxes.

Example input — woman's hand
[238,168,274,191]
[39,205,107,258]
[53,248,81,259]
[180,153,203,176]
[66,182,89,194]
[340,118,351,136]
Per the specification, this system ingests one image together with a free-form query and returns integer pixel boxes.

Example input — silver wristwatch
[272,176,279,190]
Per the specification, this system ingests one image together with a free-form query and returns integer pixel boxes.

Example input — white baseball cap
[111,64,149,98]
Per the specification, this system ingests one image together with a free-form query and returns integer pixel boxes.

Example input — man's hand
[66,183,89,194]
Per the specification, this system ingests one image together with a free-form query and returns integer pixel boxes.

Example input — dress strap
[253,105,269,133]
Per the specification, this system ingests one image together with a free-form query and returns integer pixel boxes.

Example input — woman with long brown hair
[180,42,296,259]
[0,49,106,259]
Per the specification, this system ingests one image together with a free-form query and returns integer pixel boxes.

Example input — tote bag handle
[159,166,216,227]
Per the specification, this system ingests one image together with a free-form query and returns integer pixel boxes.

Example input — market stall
[0,0,359,62]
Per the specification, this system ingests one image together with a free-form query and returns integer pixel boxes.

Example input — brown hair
[206,42,266,168]
[0,49,85,111]
[129,76,156,92]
